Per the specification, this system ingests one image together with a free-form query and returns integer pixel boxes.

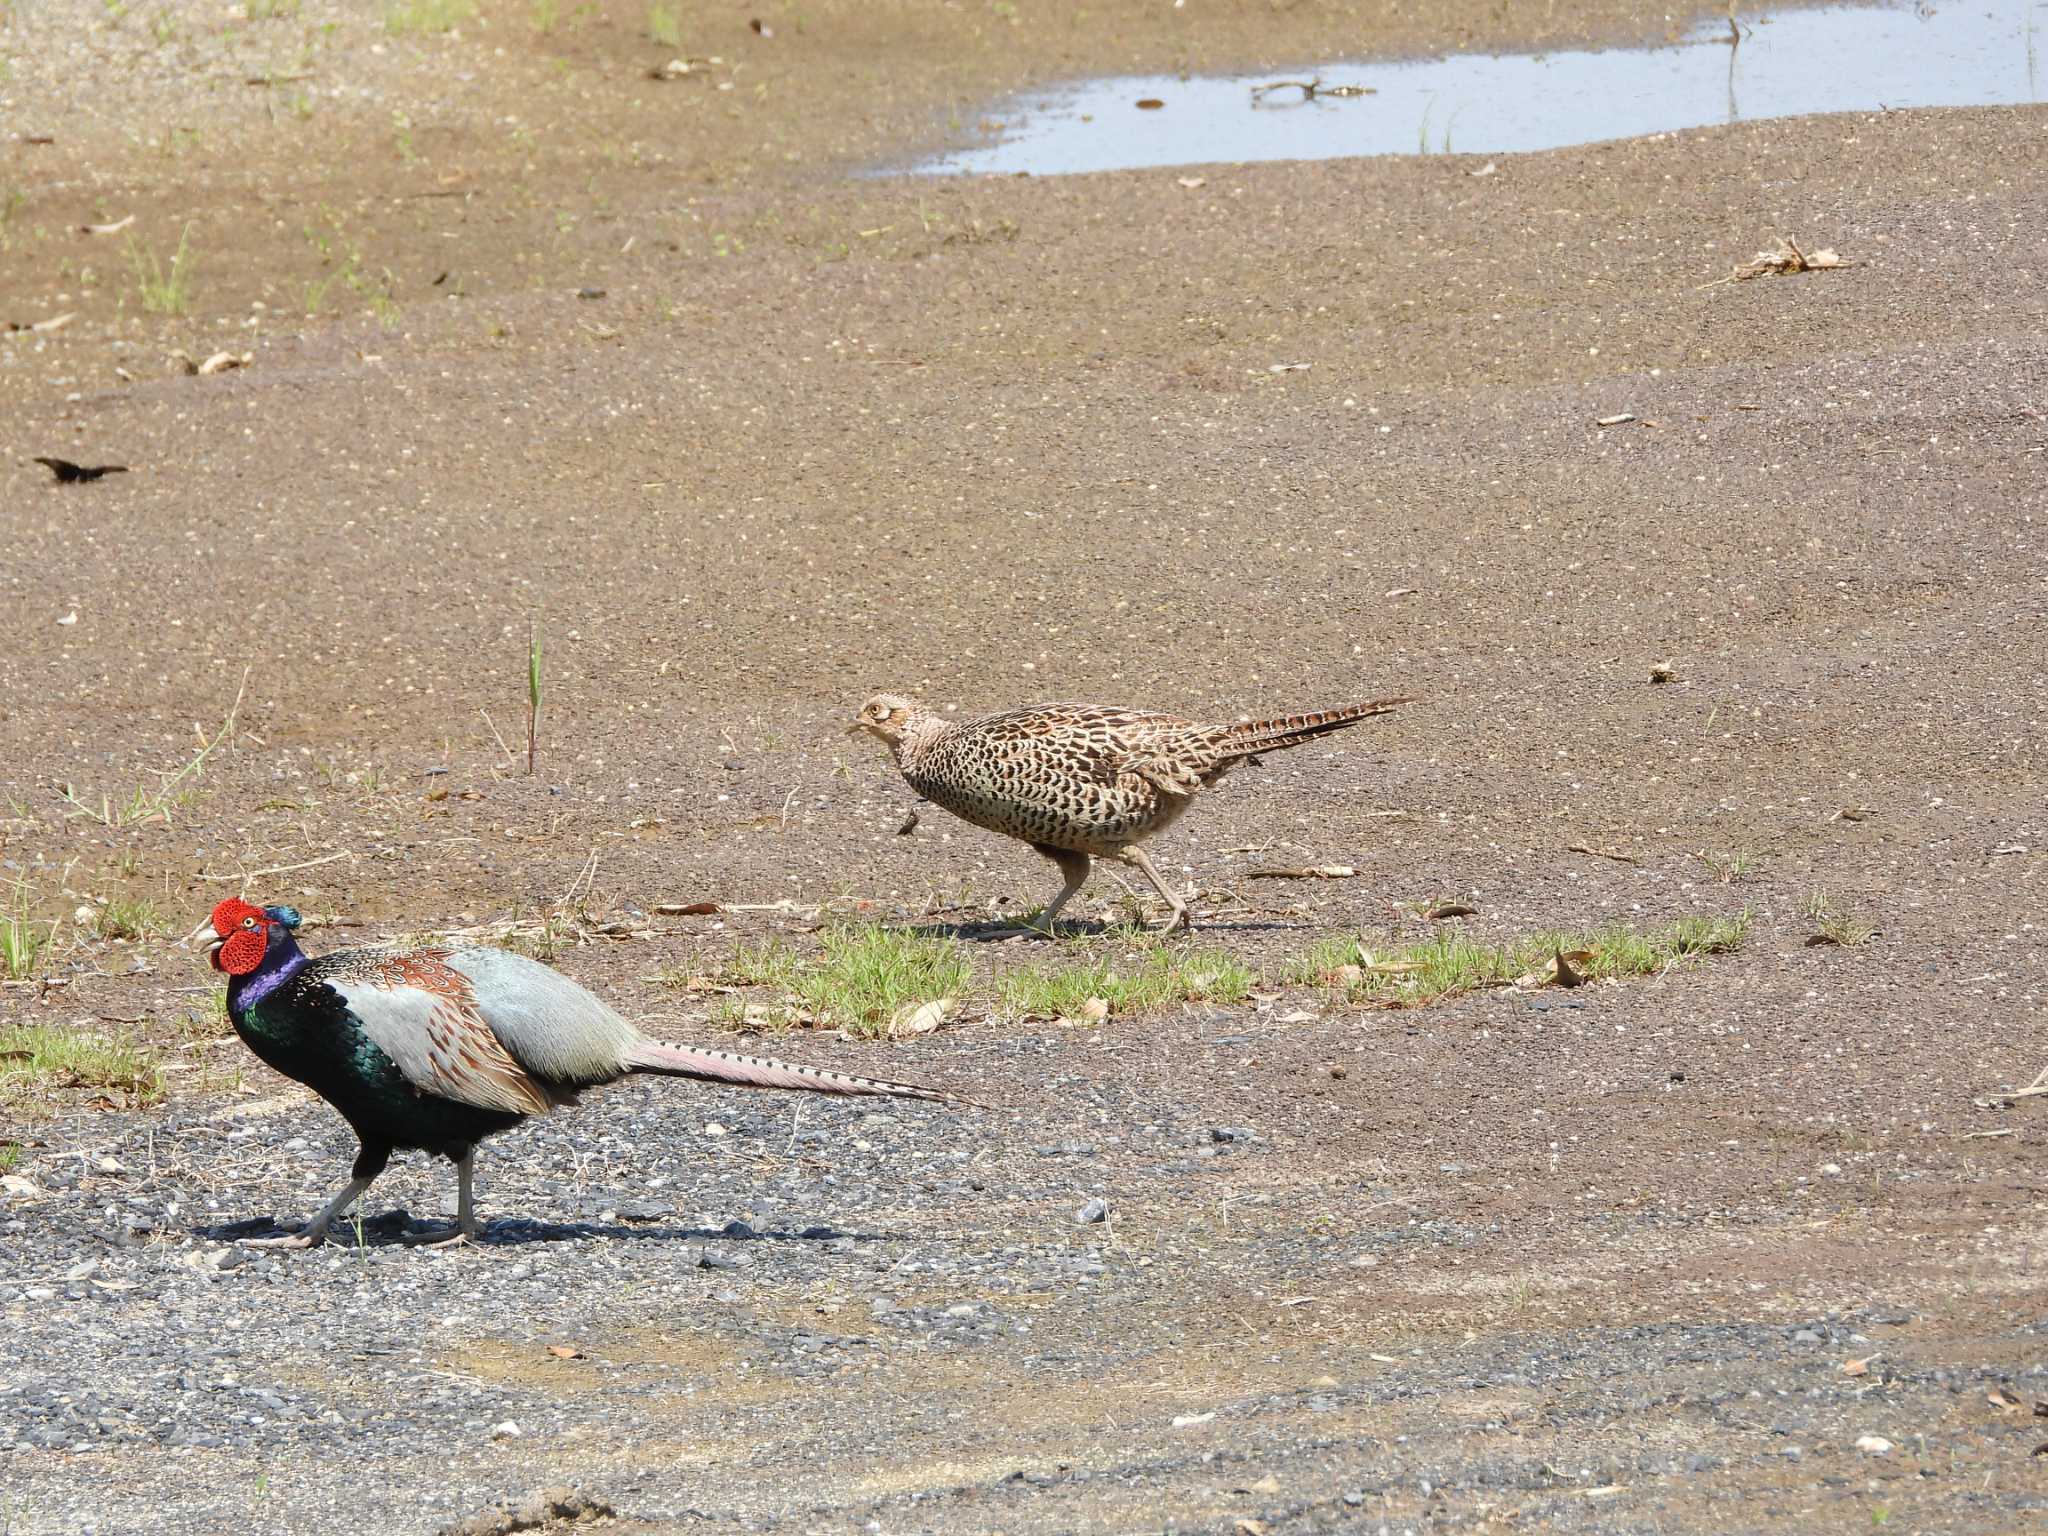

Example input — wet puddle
[912,0,2045,176]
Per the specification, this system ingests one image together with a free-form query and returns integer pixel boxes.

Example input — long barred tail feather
[622,1040,977,1106]
[1220,696,1411,758]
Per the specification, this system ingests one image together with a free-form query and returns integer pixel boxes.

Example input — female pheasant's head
[190,897,304,974]
[851,692,922,751]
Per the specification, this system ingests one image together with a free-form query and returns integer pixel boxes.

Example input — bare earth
[2,0,2046,1531]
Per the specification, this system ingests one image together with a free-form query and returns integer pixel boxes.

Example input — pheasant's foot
[399,1223,477,1248]
[239,1229,324,1250]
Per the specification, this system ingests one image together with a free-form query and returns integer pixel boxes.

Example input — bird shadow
[195,1211,899,1250]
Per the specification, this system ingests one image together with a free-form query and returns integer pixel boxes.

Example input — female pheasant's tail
[621,1040,977,1106]
[1220,696,1411,759]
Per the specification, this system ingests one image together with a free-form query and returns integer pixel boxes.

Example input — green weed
[1292,912,1751,1006]
[706,925,970,1038]
[647,0,681,46]
[383,0,476,33]
[127,222,197,315]
[1806,892,1877,948]
[998,944,1253,1020]
[1698,849,1761,884]
[59,672,244,828]
[1,884,55,981]
[526,623,543,776]
[90,896,162,942]
[0,1023,164,1107]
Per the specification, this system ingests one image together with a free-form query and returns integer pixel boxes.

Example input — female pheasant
[188,897,966,1247]
[853,692,1408,932]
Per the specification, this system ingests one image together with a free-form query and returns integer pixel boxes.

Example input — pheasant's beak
[179,918,225,966]
[845,721,868,737]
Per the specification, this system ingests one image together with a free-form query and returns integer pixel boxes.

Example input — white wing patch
[335,949,555,1117]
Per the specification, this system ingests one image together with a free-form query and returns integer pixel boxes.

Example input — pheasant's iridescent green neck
[227,935,310,1018]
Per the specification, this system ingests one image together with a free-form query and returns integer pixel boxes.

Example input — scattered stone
[1855,1435,1894,1456]
[1075,1197,1109,1225]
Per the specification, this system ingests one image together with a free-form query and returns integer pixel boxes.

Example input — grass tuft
[647,0,681,46]
[383,0,476,33]
[128,222,197,315]
[703,924,969,1038]
[998,944,1254,1020]
[1,1023,164,1107]
[1292,912,1750,1006]
[1698,849,1762,884]
[90,895,162,942]
[1806,892,1878,947]
[2,883,56,981]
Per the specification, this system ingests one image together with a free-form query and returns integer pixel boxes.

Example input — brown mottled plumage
[853,693,1408,932]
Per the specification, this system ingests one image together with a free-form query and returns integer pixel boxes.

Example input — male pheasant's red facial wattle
[209,897,271,975]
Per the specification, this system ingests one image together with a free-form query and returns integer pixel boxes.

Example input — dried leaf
[748,17,773,35]
[1515,949,1595,989]
[1248,865,1355,879]
[1988,1386,2023,1412]
[654,901,723,916]
[1831,806,1874,823]
[1176,176,1206,189]
[1841,1354,1877,1377]
[1595,413,1635,426]
[887,997,953,1038]
[1078,996,1109,1021]
[546,1344,584,1360]
[81,214,135,236]
[30,311,76,333]
[1237,1518,1270,1535]
[197,350,253,375]
[1135,98,1165,110]
[1425,902,1477,919]
[1648,661,1678,684]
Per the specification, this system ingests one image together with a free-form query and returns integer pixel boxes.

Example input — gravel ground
[4,0,2047,1530]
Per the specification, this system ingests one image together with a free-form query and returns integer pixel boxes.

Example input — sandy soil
[3,0,2046,1531]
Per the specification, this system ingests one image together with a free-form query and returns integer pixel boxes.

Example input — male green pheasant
[189,897,965,1247]
[852,692,1408,932]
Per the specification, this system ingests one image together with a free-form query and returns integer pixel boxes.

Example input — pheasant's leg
[242,1142,390,1249]
[1024,845,1093,935]
[1119,846,1190,932]
[403,1150,480,1248]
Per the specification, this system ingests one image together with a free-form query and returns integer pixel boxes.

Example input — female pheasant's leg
[1024,845,1093,935]
[1119,846,1190,931]
[242,1141,391,1249]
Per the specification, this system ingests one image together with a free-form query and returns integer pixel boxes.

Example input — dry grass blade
[1705,235,1854,287]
